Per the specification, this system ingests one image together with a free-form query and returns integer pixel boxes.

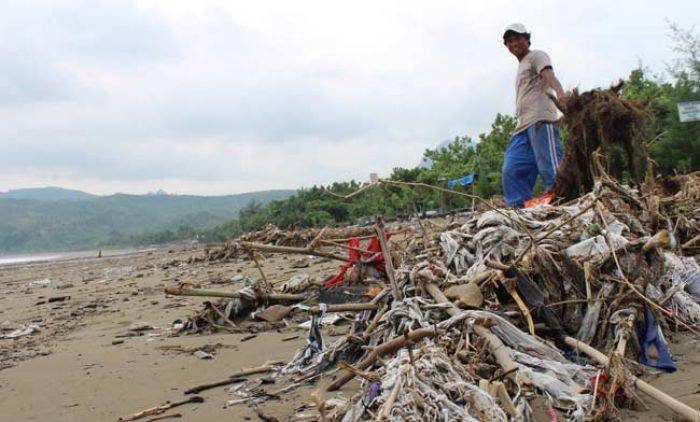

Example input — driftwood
[308,303,378,314]
[238,241,349,262]
[565,337,700,421]
[145,413,182,422]
[164,286,305,303]
[376,374,403,420]
[577,283,615,343]
[615,313,635,356]
[326,326,442,391]
[204,301,238,330]
[478,379,518,417]
[119,396,204,421]
[184,364,278,395]
[681,234,700,250]
[422,282,527,384]
[375,221,402,301]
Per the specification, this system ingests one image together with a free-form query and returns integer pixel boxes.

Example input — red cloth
[323,233,391,288]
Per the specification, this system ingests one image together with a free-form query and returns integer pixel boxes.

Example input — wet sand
[0,246,698,421]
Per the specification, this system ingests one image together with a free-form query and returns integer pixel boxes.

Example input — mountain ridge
[0,187,98,201]
[0,188,295,253]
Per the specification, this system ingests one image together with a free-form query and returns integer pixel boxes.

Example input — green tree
[622,24,699,174]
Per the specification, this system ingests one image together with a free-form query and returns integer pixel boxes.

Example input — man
[501,23,567,208]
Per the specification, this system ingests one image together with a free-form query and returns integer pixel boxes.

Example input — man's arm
[540,68,567,104]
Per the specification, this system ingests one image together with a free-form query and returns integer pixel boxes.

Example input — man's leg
[529,122,564,191]
[502,130,538,208]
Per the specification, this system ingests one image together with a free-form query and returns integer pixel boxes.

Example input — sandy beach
[1,246,698,421]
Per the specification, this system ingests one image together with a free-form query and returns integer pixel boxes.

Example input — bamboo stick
[184,364,277,394]
[238,241,349,262]
[615,314,635,356]
[681,234,700,250]
[564,337,700,421]
[363,304,389,340]
[375,222,402,301]
[326,326,439,391]
[119,396,204,421]
[499,277,536,336]
[247,249,271,292]
[205,302,239,330]
[376,374,403,421]
[422,282,530,384]
[164,286,305,303]
[308,302,378,314]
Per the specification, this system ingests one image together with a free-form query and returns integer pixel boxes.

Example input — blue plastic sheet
[447,173,476,189]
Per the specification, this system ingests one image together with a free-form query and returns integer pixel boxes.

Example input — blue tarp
[447,173,477,189]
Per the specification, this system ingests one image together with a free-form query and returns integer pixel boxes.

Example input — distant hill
[0,189,295,253]
[0,187,98,201]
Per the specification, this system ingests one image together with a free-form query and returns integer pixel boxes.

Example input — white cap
[503,23,529,37]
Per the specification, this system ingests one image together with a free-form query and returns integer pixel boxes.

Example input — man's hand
[558,92,570,113]
[541,68,567,112]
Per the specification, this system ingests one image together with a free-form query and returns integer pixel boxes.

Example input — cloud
[0,0,695,194]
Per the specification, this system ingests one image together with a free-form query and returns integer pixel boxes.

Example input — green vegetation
[621,24,700,174]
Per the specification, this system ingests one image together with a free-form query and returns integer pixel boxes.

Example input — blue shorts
[502,122,563,208]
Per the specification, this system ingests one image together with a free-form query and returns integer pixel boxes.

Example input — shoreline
[0,246,167,268]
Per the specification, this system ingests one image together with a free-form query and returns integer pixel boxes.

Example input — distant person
[501,23,567,208]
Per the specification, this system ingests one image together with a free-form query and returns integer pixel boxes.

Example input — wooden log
[319,239,374,255]
[422,282,528,384]
[376,374,403,421]
[615,314,635,356]
[308,302,378,314]
[498,276,536,336]
[362,304,388,340]
[326,227,412,243]
[119,396,204,421]
[375,222,402,301]
[564,336,700,421]
[247,249,271,291]
[164,286,305,303]
[681,234,700,250]
[238,241,349,262]
[205,302,239,330]
[184,364,277,394]
[145,413,182,422]
[478,379,518,417]
[326,326,439,391]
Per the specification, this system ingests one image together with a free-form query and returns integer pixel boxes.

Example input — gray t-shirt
[513,49,559,134]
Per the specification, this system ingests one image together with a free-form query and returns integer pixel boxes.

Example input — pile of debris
[146,85,700,421]
[158,170,700,421]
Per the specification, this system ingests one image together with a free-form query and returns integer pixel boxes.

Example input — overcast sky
[0,0,696,195]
